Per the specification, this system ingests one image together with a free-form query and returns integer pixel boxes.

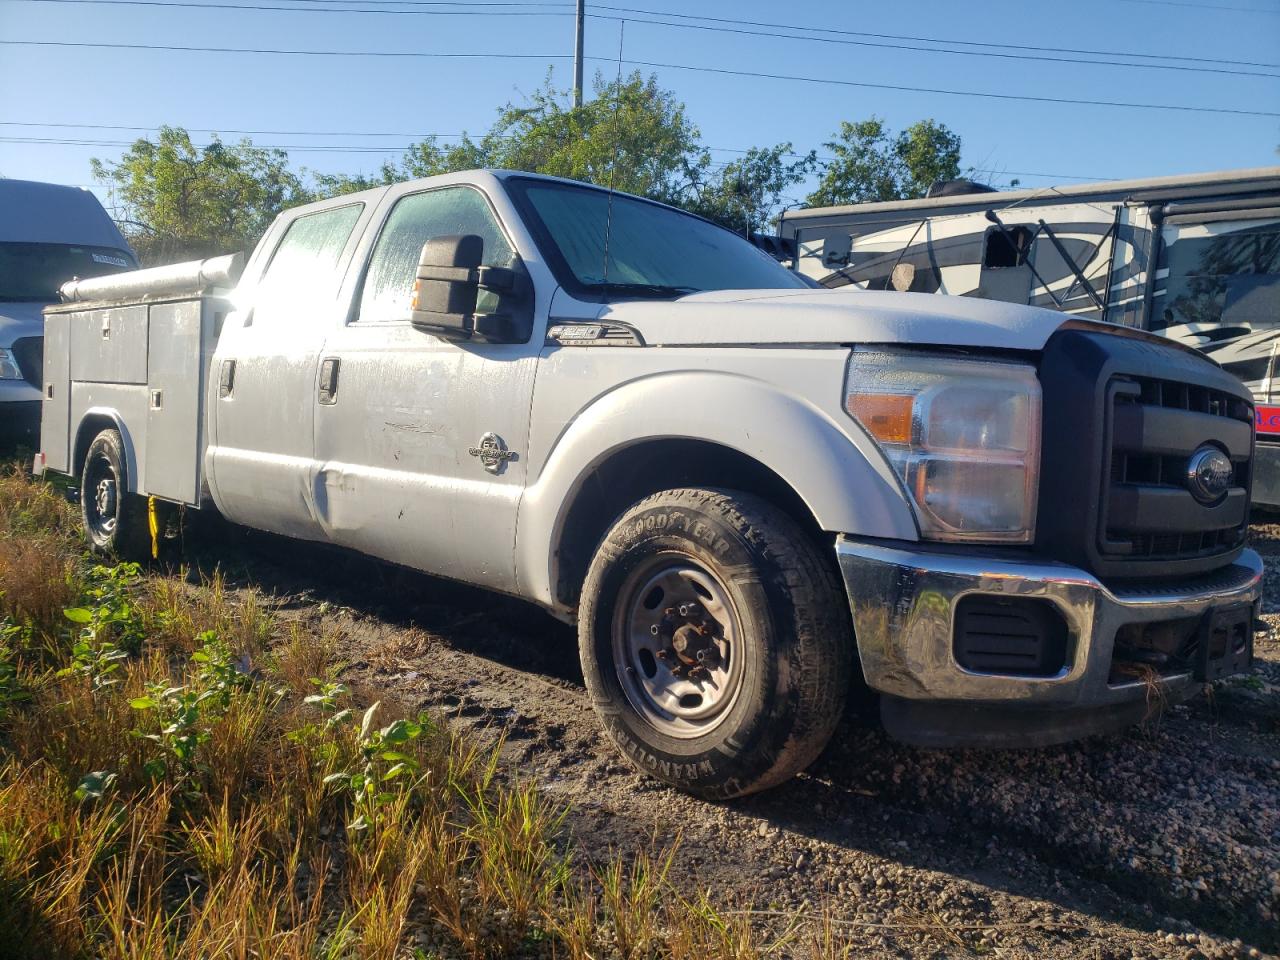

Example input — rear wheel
[579,487,851,800]
[81,428,152,561]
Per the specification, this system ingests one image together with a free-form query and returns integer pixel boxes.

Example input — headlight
[0,348,21,381]
[845,349,1041,543]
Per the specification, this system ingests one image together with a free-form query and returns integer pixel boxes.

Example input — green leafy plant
[0,622,31,721]
[323,701,431,831]
[58,610,128,692]
[129,631,253,783]
[303,678,352,730]
[58,563,148,691]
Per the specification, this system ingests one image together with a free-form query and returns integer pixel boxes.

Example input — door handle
[318,357,340,405]
[218,359,236,398]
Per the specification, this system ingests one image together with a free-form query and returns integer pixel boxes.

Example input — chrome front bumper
[836,537,1263,747]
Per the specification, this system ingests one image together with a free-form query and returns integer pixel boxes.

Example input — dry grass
[0,464,853,959]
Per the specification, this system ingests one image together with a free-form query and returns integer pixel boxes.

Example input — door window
[255,203,363,325]
[358,187,514,325]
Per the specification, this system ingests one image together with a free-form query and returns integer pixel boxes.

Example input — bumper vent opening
[954,596,1069,678]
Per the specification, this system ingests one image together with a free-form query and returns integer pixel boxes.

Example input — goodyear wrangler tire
[80,428,152,561]
[579,488,851,800]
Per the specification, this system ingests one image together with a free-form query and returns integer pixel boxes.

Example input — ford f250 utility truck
[33,171,1262,799]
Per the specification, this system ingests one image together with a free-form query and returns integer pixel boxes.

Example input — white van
[1,179,135,445]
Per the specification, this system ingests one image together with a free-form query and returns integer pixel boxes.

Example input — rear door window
[255,204,363,325]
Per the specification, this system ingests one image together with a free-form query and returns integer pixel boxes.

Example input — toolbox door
[145,300,217,505]
[39,311,71,473]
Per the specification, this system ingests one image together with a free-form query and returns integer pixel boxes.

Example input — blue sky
[1,0,1278,217]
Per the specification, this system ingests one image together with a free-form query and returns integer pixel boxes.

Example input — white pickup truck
[34,170,1262,799]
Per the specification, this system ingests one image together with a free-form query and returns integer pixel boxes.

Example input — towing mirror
[410,234,532,343]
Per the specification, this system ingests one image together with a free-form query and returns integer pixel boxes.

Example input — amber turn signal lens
[848,393,914,444]
[410,279,421,311]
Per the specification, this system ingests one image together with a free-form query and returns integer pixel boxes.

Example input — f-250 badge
[468,433,518,475]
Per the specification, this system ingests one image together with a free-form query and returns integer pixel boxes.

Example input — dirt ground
[175,518,1279,960]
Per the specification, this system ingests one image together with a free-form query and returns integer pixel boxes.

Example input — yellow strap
[147,496,159,560]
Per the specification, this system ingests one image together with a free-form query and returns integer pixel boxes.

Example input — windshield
[508,178,809,299]
[0,241,135,301]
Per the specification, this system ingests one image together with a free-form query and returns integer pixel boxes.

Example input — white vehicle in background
[0,179,136,445]
[779,167,1280,505]
[33,170,1263,799]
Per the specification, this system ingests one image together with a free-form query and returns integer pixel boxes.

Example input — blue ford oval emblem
[1186,446,1234,505]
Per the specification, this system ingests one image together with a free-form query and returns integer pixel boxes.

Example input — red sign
[1257,405,1280,436]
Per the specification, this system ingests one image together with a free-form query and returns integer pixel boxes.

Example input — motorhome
[780,167,1280,505]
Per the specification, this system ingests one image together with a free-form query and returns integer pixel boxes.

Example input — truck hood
[598,288,1069,352]
[0,301,46,346]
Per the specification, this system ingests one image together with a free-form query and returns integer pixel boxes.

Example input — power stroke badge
[468,433,518,475]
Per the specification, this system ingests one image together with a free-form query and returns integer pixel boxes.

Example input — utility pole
[573,0,585,108]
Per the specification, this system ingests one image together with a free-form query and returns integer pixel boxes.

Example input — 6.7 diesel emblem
[1186,445,1234,505]
[468,433,518,475]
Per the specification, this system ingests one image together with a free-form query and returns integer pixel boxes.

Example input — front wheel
[81,428,152,561]
[578,488,851,800]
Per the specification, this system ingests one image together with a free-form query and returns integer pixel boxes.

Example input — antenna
[600,18,625,286]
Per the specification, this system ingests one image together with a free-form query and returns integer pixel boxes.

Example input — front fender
[515,369,918,609]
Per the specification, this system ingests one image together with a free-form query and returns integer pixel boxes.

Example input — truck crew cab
[35,171,1263,799]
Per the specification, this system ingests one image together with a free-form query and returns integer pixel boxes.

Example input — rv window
[983,226,1032,269]
[1150,219,1280,334]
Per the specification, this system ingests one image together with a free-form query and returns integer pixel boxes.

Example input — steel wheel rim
[84,453,118,538]
[611,553,744,739]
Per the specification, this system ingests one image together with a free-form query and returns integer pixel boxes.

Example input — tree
[314,72,811,234]
[92,126,310,264]
[806,117,964,207]
[686,144,817,236]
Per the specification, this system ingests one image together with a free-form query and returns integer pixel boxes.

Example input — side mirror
[410,234,532,343]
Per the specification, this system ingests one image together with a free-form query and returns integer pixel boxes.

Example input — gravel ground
[180,519,1280,959]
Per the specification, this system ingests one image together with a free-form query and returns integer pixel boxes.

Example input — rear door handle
[218,359,236,398]
[318,357,340,405]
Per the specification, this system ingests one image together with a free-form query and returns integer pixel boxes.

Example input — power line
[80,0,1273,69]
[0,38,568,59]
[4,40,1275,118]
[621,57,1280,119]
[11,0,573,14]
[590,3,1280,70]
[1118,0,1280,11]
[0,120,461,136]
[0,131,1118,182]
[14,0,1278,78]
[0,120,824,155]
[0,135,434,152]
[599,11,1280,79]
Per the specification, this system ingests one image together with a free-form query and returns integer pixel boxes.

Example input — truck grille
[10,336,43,388]
[1101,375,1252,564]
[1036,327,1255,580]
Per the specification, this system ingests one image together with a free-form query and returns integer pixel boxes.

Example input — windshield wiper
[584,282,700,299]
